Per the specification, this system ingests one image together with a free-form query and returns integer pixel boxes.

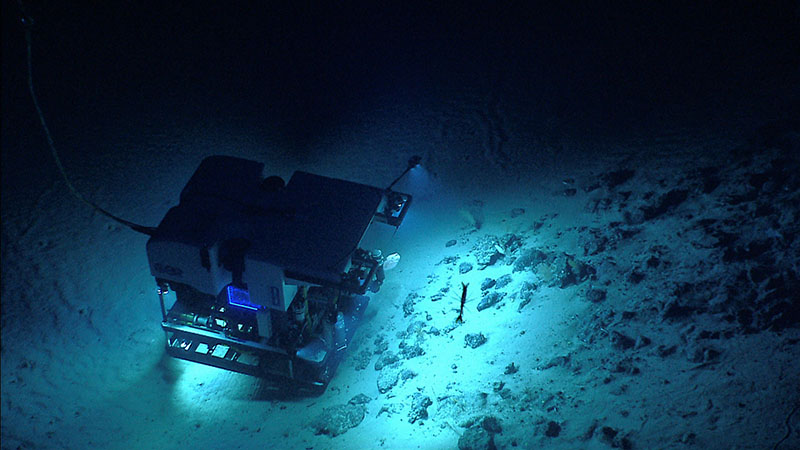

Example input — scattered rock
[438,256,459,266]
[611,331,636,351]
[627,270,645,284]
[472,235,505,267]
[635,336,651,349]
[540,354,570,370]
[405,320,426,336]
[612,223,643,240]
[377,363,402,393]
[611,357,641,375]
[408,393,433,424]
[477,291,506,311]
[376,402,403,418]
[513,248,549,272]
[582,420,599,441]
[510,208,525,218]
[446,239,458,247]
[661,298,697,321]
[465,333,487,349]
[688,346,721,364]
[374,351,399,371]
[481,416,503,433]
[583,182,601,193]
[599,426,633,450]
[349,393,372,405]
[400,343,425,359]
[657,345,678,357]
[601,426,618,443]
[603,169,635,189]
[403,293,420,317]
[589,197,614,213]
[517,281,537,312]
[641,188,689,221]
[495,274,513,289]
[500,233,524,254]
[504,362,519,374]
[400,369,418,381]
[458,426,495,450]
[680,431,697,444]
[623,209,646,225]
[373,335,389,354]
[550,254,595,288]
[353,350,371,370]
[459,262,474,274]
[587,288,607,303]
[480,278,496,290]
[580,228,610,255]
[311,398,368,436]
[545,421,561,437]
[437,392,489,420]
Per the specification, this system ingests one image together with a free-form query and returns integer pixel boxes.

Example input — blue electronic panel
[227,285,260,310]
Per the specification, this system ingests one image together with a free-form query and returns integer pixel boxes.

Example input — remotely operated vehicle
[146,155,417,393]
[16,5,417,394]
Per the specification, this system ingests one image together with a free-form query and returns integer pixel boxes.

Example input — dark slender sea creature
[456,283,468,323]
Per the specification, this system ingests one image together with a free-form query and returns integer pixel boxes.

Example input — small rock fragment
[540,354,570,370]
[517,281,537,312]
[349,394,372,405]
[545,421,561,437]
[587,288,607,303]
[402,293,419,317]
[611,331,636,351]
[504,362,519,374]
[657,345,677,357]
[465,333,487,349]
[635,336,651,349]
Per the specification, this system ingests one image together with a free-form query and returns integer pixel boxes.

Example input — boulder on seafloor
[310,394,371,436]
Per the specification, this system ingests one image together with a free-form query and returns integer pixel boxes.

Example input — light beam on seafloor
[171,359,253,412]
[405,163,438,204]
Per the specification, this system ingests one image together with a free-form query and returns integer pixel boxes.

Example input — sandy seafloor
[4,93,800,449]
[2,4,800,450]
